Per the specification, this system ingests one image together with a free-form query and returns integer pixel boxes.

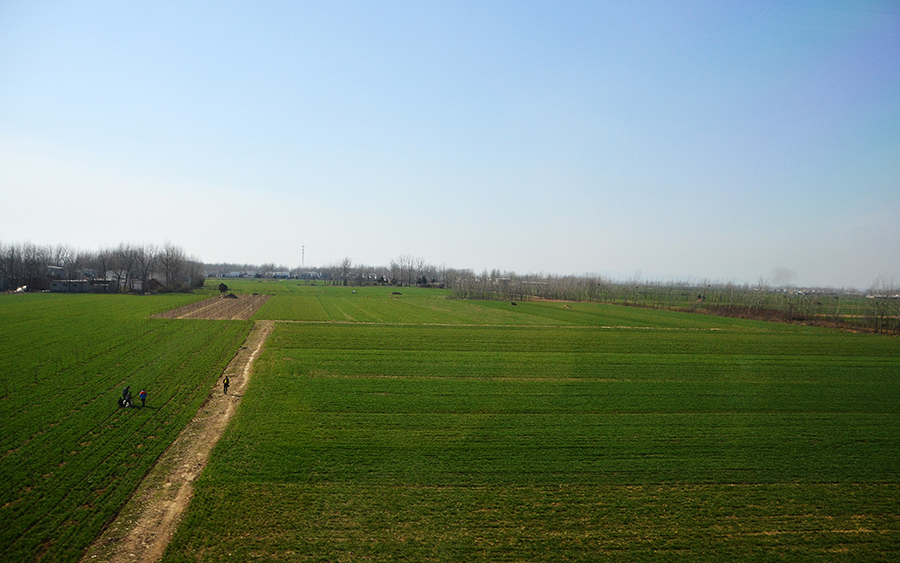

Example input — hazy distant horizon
[0,236,884,292]
[2,2,897,290]
[200,254,870,291]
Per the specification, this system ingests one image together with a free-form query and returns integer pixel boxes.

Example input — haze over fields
[1,1,898,289]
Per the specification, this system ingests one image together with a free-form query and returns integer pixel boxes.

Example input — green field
[161,286,900,562]
[0,293,251,563]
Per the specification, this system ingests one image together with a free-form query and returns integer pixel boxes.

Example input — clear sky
[1,1,898,289]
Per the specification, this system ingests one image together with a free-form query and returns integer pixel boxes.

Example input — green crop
[163,304,900,562]
[5,288,898,562]
[0,293,250,563]
[252,284,808,329]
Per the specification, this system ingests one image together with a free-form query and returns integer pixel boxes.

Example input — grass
[226,281,801,330]
[0,293,251,563]
[161,291,900,562]
[164,482,899,561]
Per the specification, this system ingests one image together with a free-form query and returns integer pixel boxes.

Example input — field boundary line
[268,319,734,331]
[80,320,273,563]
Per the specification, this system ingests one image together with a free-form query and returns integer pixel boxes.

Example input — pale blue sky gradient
[2,1,898,288]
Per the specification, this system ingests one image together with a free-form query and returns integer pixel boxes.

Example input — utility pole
[301,246,305,269]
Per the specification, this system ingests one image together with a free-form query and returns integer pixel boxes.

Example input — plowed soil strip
[80,321,274,563]
[151,294,269,320]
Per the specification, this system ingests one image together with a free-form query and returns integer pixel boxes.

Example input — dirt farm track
[81,318,274,563]
[79,295,270,560]
[151,294,269,320]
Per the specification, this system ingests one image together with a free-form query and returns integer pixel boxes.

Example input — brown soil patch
[80,321,274,563]
[152,294,269,320]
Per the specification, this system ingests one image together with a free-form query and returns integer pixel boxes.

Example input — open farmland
[0,293,251,563]
[214,279,797,329]
[151,293,270,320]
[161,286,900,562]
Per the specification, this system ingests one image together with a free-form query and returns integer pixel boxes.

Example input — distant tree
[135,244,158,292]
[73,250,96,279]
[0,242,24,290]
[414,257,426,285]
[340,257,352,286]
[96,248,114,282]
[869,274,899,334]
[110,243,139,292]
[160,242,186,291]
[218,282,228,295]
[389,259,401,285]
[51,244,74,279]
[186,255,206,289]
[22,243,49,289]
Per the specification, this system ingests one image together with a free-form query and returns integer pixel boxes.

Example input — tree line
[444,269,900,335]
[61,245,895,335]
[0,241,204,293]
[205,254,457,287]
[293,257,900,335]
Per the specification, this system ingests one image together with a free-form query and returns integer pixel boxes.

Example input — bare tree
[0,240,205,293]
[51,245,75,278]
[110,243,140,292]
[0,242,24,290]
[413,256,426,285]
[339,257,352,286]
[22,243,50,289]
[389,259,401,285]
[73,250,97,279]
[160,242,187,291]
[869,274,899,334]
[135,244,158,292]
[185,254,206,289]
[97,248,114,284]
[327,262,340,285]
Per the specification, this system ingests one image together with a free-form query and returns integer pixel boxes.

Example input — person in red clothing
[139,389,147,407]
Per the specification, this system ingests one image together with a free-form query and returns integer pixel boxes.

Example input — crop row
[211,282,820,330]
[252,287,815,330]
[168,480,900,562]
[267,321,898,356]
[0,293,249,563]
[216,324,900,486]
[163,319,900,561]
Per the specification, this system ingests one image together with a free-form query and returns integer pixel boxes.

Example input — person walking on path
[139,389,147,407]
[223,375,230,395]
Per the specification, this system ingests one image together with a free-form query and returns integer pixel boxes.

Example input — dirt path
[80,321,274,563]
[151,294,270,320]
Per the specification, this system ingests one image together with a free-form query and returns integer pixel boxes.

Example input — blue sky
[1,1,898,288]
